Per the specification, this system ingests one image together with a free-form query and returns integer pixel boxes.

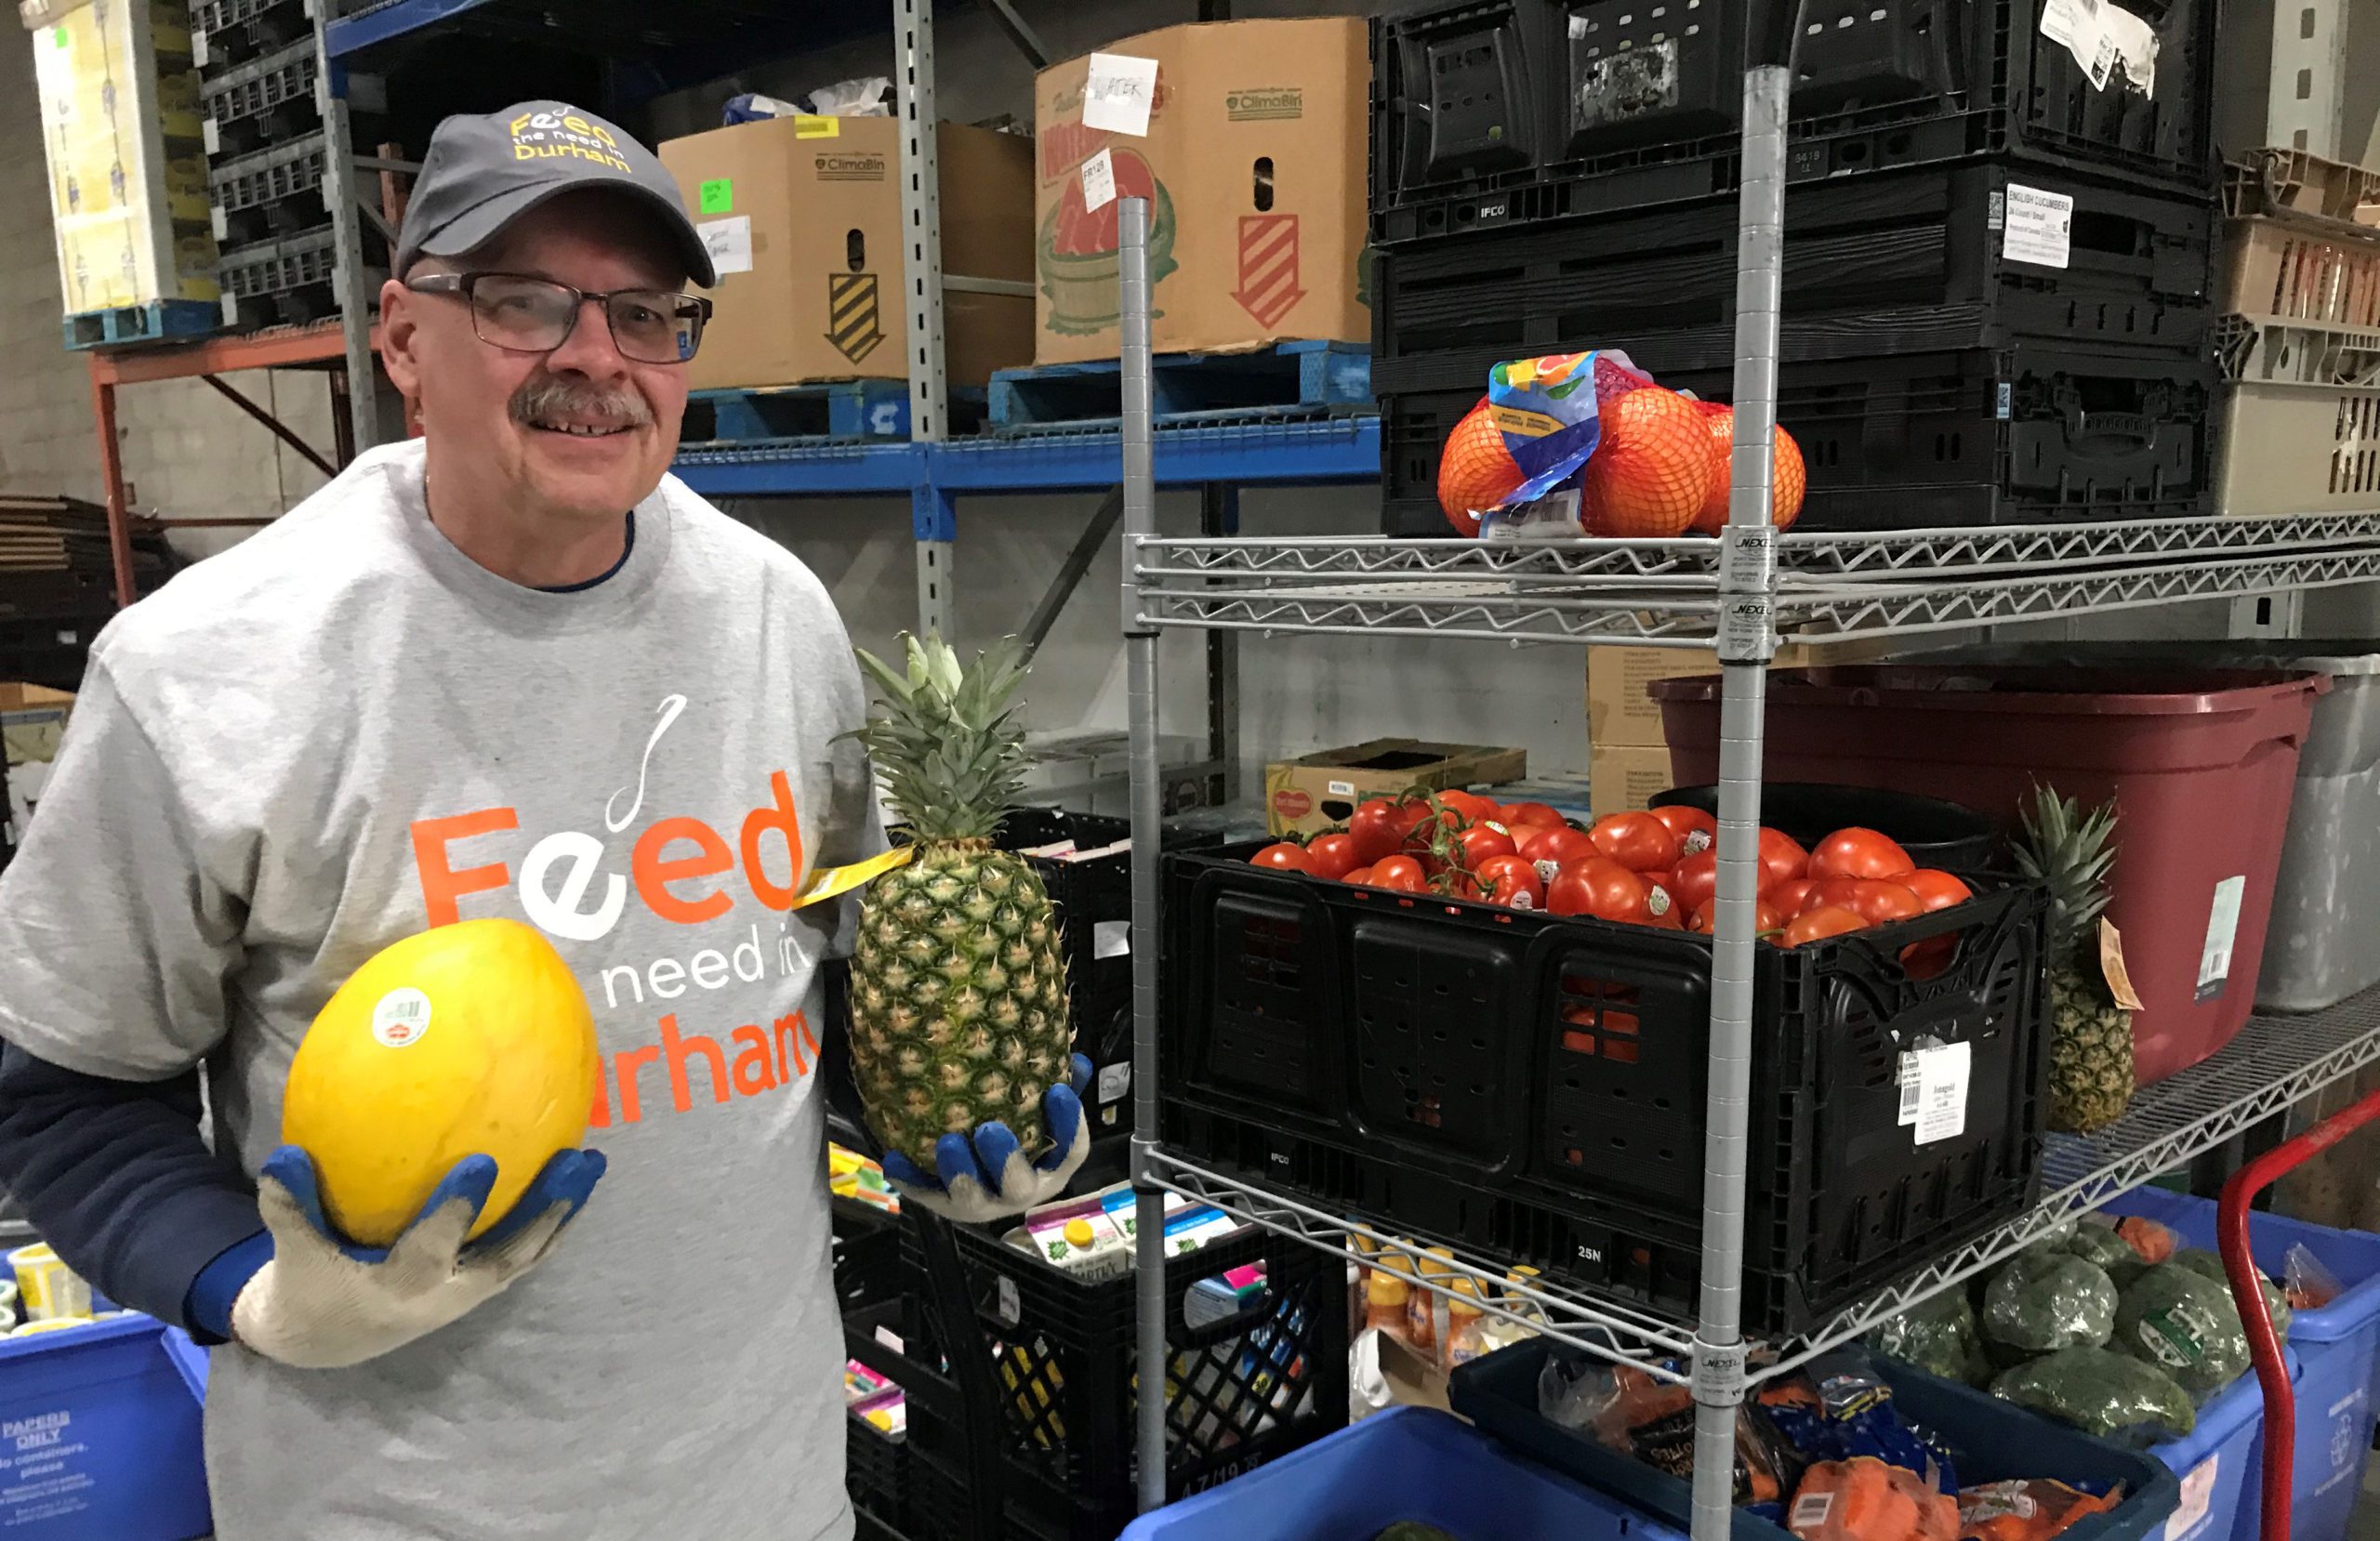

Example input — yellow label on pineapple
[784,845,913,910]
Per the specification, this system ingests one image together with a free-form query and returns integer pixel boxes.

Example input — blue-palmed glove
[228,1144,604,1369]
[879,1055,1092,1224]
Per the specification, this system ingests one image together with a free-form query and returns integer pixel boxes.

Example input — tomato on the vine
[1435,789,1500,824]
[1668,850,1719,915]
[1348,797,1426,865]
[1302,832,1362,881]
[1501,821,1558,856]
[1475,854,1544,910]
[1521,825,1600,878]
[1437,869,1483,902]
[1342,865,1375,887]
[1902,869,1974,913]
[1453,823,1517,871]
[1249,842,1312,873]
[1649,804,1719,856]
[1367,855,1428,893]
[1547,857,1652,923]
[1757,827,1809,890]
[1641,876,1684,929]
[1497,801,1566,831]
[1780,906,1867,947]
[1807,826,1916,881]
[1590,811,1682,874]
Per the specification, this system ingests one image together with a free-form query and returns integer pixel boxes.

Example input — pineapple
[2015,786,2134,1134]
[845,633,1072,1172]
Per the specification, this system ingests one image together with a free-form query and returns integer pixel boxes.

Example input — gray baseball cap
[394,100,716,287]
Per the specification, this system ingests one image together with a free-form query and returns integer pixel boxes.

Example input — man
[0,102,1084,1538]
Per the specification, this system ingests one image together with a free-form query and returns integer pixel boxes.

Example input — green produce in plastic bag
[2117,1263,2251,1402]
[2069,1222,2149,1288]
[1871,1290,1995,1388]
[2169,1248,2294,1339]
[1984,1254,2118,1363]
[1992,1346,2197,1447]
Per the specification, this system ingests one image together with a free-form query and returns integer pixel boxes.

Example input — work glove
[879,1054,1092,1224]
[231,1143,605,1370]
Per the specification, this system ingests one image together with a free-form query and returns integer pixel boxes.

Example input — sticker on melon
[281,917,600,1247]
[1038,147,1177,336]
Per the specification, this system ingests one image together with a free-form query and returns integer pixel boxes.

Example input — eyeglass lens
[469,275,703,363]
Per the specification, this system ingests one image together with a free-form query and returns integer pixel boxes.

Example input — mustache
[509,375,654,428]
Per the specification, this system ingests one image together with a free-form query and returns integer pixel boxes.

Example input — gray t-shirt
[0,440,879,1540]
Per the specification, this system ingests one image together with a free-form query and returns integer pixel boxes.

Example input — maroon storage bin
[1651,666,2327,1085]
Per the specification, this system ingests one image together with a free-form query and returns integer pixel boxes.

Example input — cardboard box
[1264,739,1527,838]
[1590,743,1677,821]
[1587,641,1901,749]
[1031,19,1369,365]
[1,686,73,856]
[658,117,1034,391]
[29,0,220,314]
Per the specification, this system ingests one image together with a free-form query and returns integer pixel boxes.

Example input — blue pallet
[989,339,1370,433]
[686,381,989,447]
[60,300,220,352]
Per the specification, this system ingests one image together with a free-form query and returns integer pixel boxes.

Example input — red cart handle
[2216,1087,2380,1541]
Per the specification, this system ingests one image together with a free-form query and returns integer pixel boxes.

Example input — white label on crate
[2101,3,2157,96]
[192,28,209,67]
[1079,147,1118,214]
[1327,779,1356,797]
[371,988,431,1049]
[1988,188,2006,230]
[995,1275,1022,1327]
[2003,184,2076,270]
[2167,1455,2218,1539]
[2198,875,2247,1001]
[1098,1061,1131,1104]
[1898,1041,1971,1145]
[698,217,754,276]
[1082,52,1159,137]
[1093,919,1130,960]
[2040,0,2116,89]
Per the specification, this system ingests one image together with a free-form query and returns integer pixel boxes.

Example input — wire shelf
[1133,521,2380,646]
[1148,986,2380,1383]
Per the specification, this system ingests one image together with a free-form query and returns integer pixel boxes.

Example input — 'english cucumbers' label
[372,988,432,1048]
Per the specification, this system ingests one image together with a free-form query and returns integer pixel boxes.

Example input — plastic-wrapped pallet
[25,0,222,336]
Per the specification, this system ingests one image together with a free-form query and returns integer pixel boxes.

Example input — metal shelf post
[1118,196,1169,1516]
[896,0,954,638]
[317,0,382,455]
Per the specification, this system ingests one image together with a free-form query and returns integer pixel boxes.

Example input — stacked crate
[1369,0,2227,534]
[192,0,371,327]
[2211,149,2380,518]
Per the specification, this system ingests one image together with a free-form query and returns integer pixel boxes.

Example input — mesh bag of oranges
[1435,350,1807,539]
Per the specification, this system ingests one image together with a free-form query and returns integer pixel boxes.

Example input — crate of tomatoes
[1163,790,2052,1335]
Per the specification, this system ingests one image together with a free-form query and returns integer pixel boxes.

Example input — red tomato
[1302,832,1362,881]
[1844,879,1924,926]
[1501,821,1558,855]
[1476,853,1544,910]
[1342,864,1374,887]
[1438,869,1483,902]
[1453,823,1518,871]
[1497,801,1566,831]
[1649,804,1719,856]
[1767,876,1817,915]
[1902,869,1974,913]
[1780,906,1868,947]
[1590,811,1682,873]
[1349,797,1424,865]
[1250,842,1312,873]
[1368,855,1428,893]
[1548,857,1652,923]
[1689,896,1785,936]
[1802,876,1868,914]
[1757,827,1809,890]
[1435,789,1500,824]
[1641,875,1684,928]
[1807,826,1916,881]
[1521,825,1600,879]
[1668,850,1719,915]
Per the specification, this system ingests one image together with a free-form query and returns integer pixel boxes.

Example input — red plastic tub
[1652,666,2327,1085]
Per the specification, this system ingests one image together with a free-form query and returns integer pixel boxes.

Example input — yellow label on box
[794,115,840,138]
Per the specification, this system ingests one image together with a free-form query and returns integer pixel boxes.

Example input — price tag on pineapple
[784,845,915,910]
[2100,918,2146,1012]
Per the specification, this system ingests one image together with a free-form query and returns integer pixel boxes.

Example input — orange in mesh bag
[1955,1478,2120,1539]
[1580,388,1716,538]
[1787,1457,1958,1541]
[1435,399,1527,536]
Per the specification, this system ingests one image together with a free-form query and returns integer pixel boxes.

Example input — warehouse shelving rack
[1109,7,2380,1534]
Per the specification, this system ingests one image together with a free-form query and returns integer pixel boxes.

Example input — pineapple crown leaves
[844,631,1032,842]
[2014,782,2119,965]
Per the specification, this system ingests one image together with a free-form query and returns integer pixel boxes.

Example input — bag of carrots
[1955,1478,2122,1539]
[1787,1456,1958,1539]
[1540,1358,1799,1505]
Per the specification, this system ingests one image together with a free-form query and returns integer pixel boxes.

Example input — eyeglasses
[404,271,712,364]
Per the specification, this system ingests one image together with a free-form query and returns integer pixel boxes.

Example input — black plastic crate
[219,225,343,327]
[1374,0,2217,242]
[194,0,312,73]
[1373,161,2218,389]
[1160,844,2049,1335]
[847,1413,916,1539]
[201,38,321,159]
[208,133,329,248]
[906,1219,1349,1541]
[1380,341,2220,534]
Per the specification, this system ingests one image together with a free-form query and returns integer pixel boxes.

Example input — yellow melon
[283,918,599,1246]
